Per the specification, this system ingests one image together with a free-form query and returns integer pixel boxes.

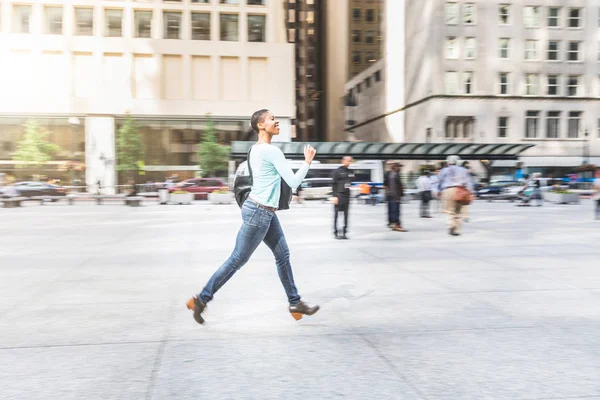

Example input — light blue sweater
[249,144,310,208]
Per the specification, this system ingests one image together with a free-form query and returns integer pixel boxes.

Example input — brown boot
[289,301,320,321]
[392,224,407,232]
[186,297,207,324]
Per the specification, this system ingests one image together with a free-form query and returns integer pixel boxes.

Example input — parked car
[476,180,520,198]
[300,178,333,200]
[168,178,227,200]
[5,181,67,199]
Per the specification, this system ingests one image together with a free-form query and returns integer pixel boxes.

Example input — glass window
[546,111,560,139]
[446,37,458,59]
[498,117,508,138]
[221,0,240,4]
[525,74,539,95]
[524,6,541,27]
[445,71,458,94]
[567,76,580,96]
[463,3,476,24]
[352,51,361,65]
[191,13,210,40]
[352,30,361,43]
[568,111,582,138]
[192,0,210,3]
[525,40,538,60]
[220,14,239,41]
[465,37,476,59]
[352,8,361,21]
[105,9,123,37]
[44,6,63,35]
[547,75,559,95]
[248,14,265,42]
[365,30,375,44]
[365,77,371,88]
[499,4,510,25]
[547,41,560,60]
[163,12,182,39]
[366,52,375,63]
[374,70,381,82]
[445,3,458,25]
[75,8,94,36]
[13,5,32,34]
[134,10,153,38]
[548,7,560,27]
[499,38,510,59]
[463,72,473,94]
[365,9,375,23]
[525,111,540,138]
[568,8,582,28]
[247,0,265,5]
[568,41,581,61]
[499,73,509,94]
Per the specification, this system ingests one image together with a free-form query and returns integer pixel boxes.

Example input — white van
[299,178,333,200]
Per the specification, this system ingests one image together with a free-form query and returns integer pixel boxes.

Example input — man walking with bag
[437,155,473,236]
[332,156,354,239]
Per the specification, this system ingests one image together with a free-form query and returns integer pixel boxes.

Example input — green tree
[116,115,144,181]
[197,120,230,177]
[12,120,61,168]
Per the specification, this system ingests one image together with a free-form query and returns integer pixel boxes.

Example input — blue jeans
[387,196,400,224]
[199,199,301,305]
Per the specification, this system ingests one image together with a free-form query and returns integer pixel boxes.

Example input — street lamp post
[67,117,81,189]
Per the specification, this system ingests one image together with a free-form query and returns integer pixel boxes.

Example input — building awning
[495,156,600,168]
[230,141,535,161]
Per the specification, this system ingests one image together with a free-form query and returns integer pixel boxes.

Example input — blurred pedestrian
[332,156,354,239]
[384,162,407,232]
[438,155,473,236]
[462,161,473,221]
[416,170,433,218]
[186,109,320,324]
[593,169,600,220]
[429,168,440,213]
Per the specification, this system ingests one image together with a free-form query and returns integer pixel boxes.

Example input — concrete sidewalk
[1,200,599,399]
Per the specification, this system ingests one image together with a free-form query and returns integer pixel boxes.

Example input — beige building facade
[345,0,600,174]
[0,0,294,189]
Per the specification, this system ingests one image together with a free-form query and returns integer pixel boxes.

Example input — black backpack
[233,146,292,210]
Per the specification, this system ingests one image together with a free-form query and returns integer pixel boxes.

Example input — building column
[85,117,117,194]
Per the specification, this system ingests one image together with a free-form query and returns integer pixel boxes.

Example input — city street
[1,199,599,400]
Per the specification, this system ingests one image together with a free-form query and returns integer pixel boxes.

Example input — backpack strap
[247,146,253,179]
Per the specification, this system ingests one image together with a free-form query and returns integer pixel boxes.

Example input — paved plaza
[1,199,599,400]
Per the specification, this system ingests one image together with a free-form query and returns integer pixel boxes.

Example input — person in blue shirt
[187,109,320,324]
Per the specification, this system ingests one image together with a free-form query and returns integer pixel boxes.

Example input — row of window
[445,72,588,97]
[143,1,266,4]
[446,37,589,62]
[446,3,586,29]
[351,30,381,44]
[352,51,377,65]
[7,6,266,41]
[351,8,379,23]
[496,111,584,140]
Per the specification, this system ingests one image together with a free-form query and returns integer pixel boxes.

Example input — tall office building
[284,0,326,142]
[348,0,384,78]
[344,0,600,172]
[0,0,294,188]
